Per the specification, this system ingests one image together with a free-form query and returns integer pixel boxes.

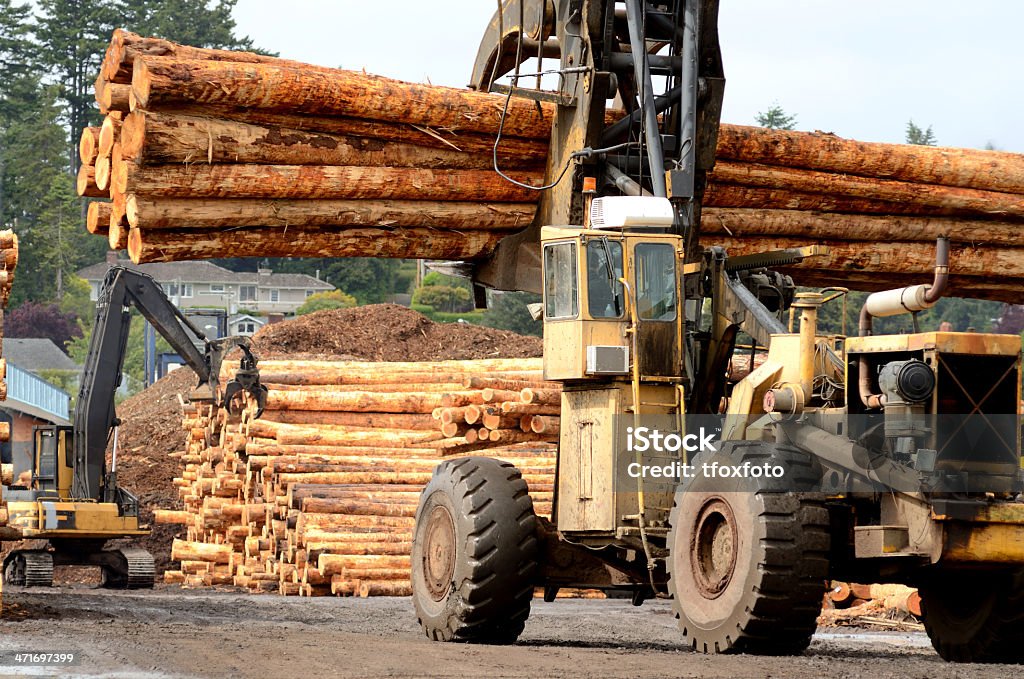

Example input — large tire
[412,456,539,644]
[921,568,1024,663]
[667,441,830,654]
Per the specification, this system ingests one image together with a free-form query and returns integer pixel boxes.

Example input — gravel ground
[0,586,1013,678]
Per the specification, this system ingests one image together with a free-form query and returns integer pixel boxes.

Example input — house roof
[76,259,333,290]
[229,314,266,325]
[4,338,80,372]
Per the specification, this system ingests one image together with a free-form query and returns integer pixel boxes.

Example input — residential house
[77,254,334,316]
[230,314,267,336]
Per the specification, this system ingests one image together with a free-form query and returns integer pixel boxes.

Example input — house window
[237,322,257,335]
[269,289,280,303]
[210,283,225,293]
[305,290,315,298]
[163,283,193,298]
[239,285,257,302]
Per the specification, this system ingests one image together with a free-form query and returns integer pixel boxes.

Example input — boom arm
[72,266,265,502]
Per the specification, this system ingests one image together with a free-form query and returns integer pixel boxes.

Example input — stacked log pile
[0,229,18,416]
[77,29,1024,301]
[432,375,562,447]
[158,358,560,596]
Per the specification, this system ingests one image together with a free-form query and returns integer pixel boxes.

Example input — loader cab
[540,225,684,382]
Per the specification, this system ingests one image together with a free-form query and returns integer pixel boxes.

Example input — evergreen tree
[905,119,937,146]
[755,104,797,130]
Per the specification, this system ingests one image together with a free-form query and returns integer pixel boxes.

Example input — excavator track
[100,547,155,589]
[4,550,54,587]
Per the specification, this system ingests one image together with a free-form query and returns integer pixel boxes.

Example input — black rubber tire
[667,441,830,655]
[412,456,539,644]
[921,568,1024,663]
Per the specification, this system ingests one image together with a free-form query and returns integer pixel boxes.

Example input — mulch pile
[108,305,542,576]
[250,304,542,361]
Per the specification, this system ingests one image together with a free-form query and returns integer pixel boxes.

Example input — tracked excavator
[2,266,266,588]
[411,0,1024,663]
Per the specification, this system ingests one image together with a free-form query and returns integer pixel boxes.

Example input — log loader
[1,266,266,588]
[411,0,1024,663]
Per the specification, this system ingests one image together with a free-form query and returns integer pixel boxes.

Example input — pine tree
[755,104,797,130]
[905,119,937,146]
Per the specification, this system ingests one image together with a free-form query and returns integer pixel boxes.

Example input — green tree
[905,120,937,146]
[755,104,797,130]
[123,0,259,50]
[482,292,542,337]
[413,285,473,313]
[296,289,357,315]
[229,257,403,305]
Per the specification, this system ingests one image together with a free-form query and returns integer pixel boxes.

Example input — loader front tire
[412,456,539,644]
[667,441,830,655]
[921,568,1024,663]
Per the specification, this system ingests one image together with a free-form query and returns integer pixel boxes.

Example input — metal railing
[5,362,71,421]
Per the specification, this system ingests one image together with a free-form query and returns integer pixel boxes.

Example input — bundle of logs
[77,29,1024,301]
[0,229,18,408]
[157,358,562,597]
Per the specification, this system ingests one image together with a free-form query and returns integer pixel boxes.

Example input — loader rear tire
[921,568,1024,663]
[667,441,830,655]
[412,456,539,644]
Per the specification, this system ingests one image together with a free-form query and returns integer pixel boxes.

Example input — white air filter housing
[590,196,675,229]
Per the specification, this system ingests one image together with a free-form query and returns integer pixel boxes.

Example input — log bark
[703,183,974,217]
[116,163,542,201]
[716,124,1024,195]
[317,554,412,577]
[170,539,232,563]
[120,110,542,169]
[132,56,552,138]
[172,105,551,161]
[710,161,1024,219]
[126,196,534,231]
[86,201,112,236]
[716,236,1024,278]
[153,509,190,524]
[251,411,436,430]
[702,208,1024,247]
[79,126,100,165]
[128,227,503,264]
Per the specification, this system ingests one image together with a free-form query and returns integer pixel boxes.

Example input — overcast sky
[233,1,1024,152]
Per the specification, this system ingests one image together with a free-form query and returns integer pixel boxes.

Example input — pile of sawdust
[251,304,542,361]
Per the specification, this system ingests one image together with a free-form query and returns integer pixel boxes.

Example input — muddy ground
[0,586,1010,679]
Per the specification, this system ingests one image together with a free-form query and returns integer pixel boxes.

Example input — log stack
[158,358,561,597]
[77,29,1024,302]
[0,229,18,407]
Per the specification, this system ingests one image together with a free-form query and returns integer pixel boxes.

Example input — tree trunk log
[127,227,503,264]
[250,411,436,430]
[716,124,1024,195]
[170,539,232,563]
[79,126,100,165]
[710,161,1024,219]
[116,162,541,201]
[120,110,542,169]
[126,196,534,231]
[98,115,122,160]
[86,201,112,235]
[703,183,975,217]
[702,208,1024,247]
[76,164,105,197]
[716,236,1024,278]
[131,56,552,138]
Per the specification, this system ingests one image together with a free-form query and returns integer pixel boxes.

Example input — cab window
[586,240,624,319]
[543,242,578,319]
[635,243,677,321]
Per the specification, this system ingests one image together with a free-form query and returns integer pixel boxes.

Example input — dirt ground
[0,586,1012,679]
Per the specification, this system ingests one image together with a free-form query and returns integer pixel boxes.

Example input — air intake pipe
[857,237,949,409]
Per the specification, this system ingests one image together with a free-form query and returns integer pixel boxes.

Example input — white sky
[233,1,1024,152]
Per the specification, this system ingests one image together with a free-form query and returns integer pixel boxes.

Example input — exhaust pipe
[858,237,949,409]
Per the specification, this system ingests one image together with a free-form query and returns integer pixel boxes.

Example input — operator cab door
[628,241,680,378]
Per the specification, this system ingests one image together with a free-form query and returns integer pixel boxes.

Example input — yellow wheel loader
[410,0,1024,663]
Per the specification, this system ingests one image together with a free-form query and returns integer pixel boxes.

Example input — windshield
[635,243,677,322]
